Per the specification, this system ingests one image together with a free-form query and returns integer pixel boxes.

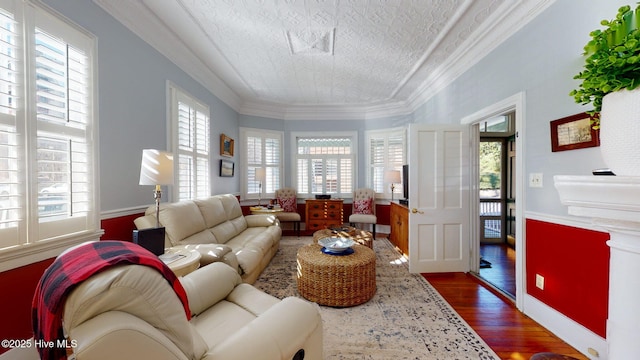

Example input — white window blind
[171,86,210,201]
[241,127,282,199]
[367,128,406,197]
[0,0,98,253]
[295,135,355,198]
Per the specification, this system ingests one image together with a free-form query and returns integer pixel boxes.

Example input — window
[366,128,406,197]
[169,85,210,201]
[0,1,99,263]
[293,132,356,198]
[240,127,282,199]
[479,112,514,134]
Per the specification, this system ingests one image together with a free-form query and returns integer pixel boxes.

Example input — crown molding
[92,0,243,112]
[94,0,555,121]
[239,99,413,121]
[405,0,557,114]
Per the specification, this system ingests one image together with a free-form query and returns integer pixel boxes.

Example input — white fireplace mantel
[554,175,640,359]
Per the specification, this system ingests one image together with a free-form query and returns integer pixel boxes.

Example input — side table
[160,248,201,277]
[249,206,284,215]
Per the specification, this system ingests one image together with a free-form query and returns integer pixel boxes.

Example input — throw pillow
[278,197,297,212]
[353,198,373,215]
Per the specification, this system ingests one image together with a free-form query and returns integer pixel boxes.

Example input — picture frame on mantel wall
[550,112,600,152]
[220,134,234,157]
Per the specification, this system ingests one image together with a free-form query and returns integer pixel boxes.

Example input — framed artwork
[550,112,600,152]
[220,134,234,157]
[219,159,234,177]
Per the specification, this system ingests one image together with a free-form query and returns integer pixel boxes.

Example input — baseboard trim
[524,294,607,359]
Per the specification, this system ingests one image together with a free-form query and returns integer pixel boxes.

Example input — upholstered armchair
[274,187,301,236]
[349,188,377,238]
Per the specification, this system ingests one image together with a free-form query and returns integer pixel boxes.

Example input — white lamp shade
[139,149,174,185]
[384,170,401,184]
[255,167,266,182]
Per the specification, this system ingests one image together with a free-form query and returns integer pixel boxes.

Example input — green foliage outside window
[479,142,501,191]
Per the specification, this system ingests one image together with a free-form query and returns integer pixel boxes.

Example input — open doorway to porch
[478,112,516,299]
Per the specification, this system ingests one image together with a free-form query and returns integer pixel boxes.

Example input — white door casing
[408,124,471,273]
[461,92,525,311]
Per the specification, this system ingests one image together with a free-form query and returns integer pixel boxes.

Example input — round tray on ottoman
[312,226,373,249]
[296,243,376,307]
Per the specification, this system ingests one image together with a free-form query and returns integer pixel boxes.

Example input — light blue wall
[42,0,629,218]
[413,0,629,216]
[42,0,240,211]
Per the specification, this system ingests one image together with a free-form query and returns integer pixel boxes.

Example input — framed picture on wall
[220,159,234,177]
[220,134,234,157]
[550,112,600,152]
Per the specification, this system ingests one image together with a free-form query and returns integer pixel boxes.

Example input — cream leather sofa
[135,194,281,283]
[63,261,324,360]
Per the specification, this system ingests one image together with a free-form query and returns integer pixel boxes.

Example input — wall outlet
[536,274,545,290]
[529,173,543,188]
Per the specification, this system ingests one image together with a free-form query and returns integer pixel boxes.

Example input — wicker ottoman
[312,226,373,249]
[296,243,376,307]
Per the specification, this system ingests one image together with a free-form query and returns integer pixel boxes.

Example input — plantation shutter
[264,136,280,194]
[296,136,354,197]
[0,1,98,250]
[370,137,385,192]
[35,10,96,240]
[0,5,20,248]
[387,133,404,198]
[243,128,282,198]
[366,128,406,197]
[174,89,210,201]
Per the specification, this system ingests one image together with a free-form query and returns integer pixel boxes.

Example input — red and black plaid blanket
[31,240,191,360]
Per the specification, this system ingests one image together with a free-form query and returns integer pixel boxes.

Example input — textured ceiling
[94,0,553,119]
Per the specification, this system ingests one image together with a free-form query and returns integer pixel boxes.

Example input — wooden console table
[305,199,344,231]
[389,201,409,255]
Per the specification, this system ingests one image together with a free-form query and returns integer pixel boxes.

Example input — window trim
[240,127,284,200]
[365,127,407,199]
[0,0,102,272]
[290,131,357,199]
[167,82,211,201]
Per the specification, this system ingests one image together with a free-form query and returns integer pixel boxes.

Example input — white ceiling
[94,0,554,120]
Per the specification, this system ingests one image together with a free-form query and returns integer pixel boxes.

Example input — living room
[1,0,636,359]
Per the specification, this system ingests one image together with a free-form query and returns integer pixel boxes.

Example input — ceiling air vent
[285,28,335,55]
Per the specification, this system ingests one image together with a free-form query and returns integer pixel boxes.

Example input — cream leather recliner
[135,194,282,284]
[62,262,324,360]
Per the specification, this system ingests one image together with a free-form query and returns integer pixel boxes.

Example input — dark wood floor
[479,243,516,298]
[423,272,587,360]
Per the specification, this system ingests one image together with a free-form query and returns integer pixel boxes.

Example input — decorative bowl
[318,237,355,253]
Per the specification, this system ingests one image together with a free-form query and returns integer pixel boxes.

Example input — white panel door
[408,124,470,273]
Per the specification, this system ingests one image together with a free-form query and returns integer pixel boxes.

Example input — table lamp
[255,167,266,206]
[139,149,174,228]
[384,170,401,201]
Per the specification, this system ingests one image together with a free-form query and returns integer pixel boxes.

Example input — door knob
[411,208,424,214]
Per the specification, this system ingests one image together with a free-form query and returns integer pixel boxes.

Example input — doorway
[477,114,516,298]
[462,92,524,310]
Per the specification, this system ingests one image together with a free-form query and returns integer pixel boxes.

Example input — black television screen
[402,164,408,200]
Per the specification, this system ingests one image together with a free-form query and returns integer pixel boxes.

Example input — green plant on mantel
[570,3,640,129]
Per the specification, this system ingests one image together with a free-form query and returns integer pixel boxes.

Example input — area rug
[254,236,499,359]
